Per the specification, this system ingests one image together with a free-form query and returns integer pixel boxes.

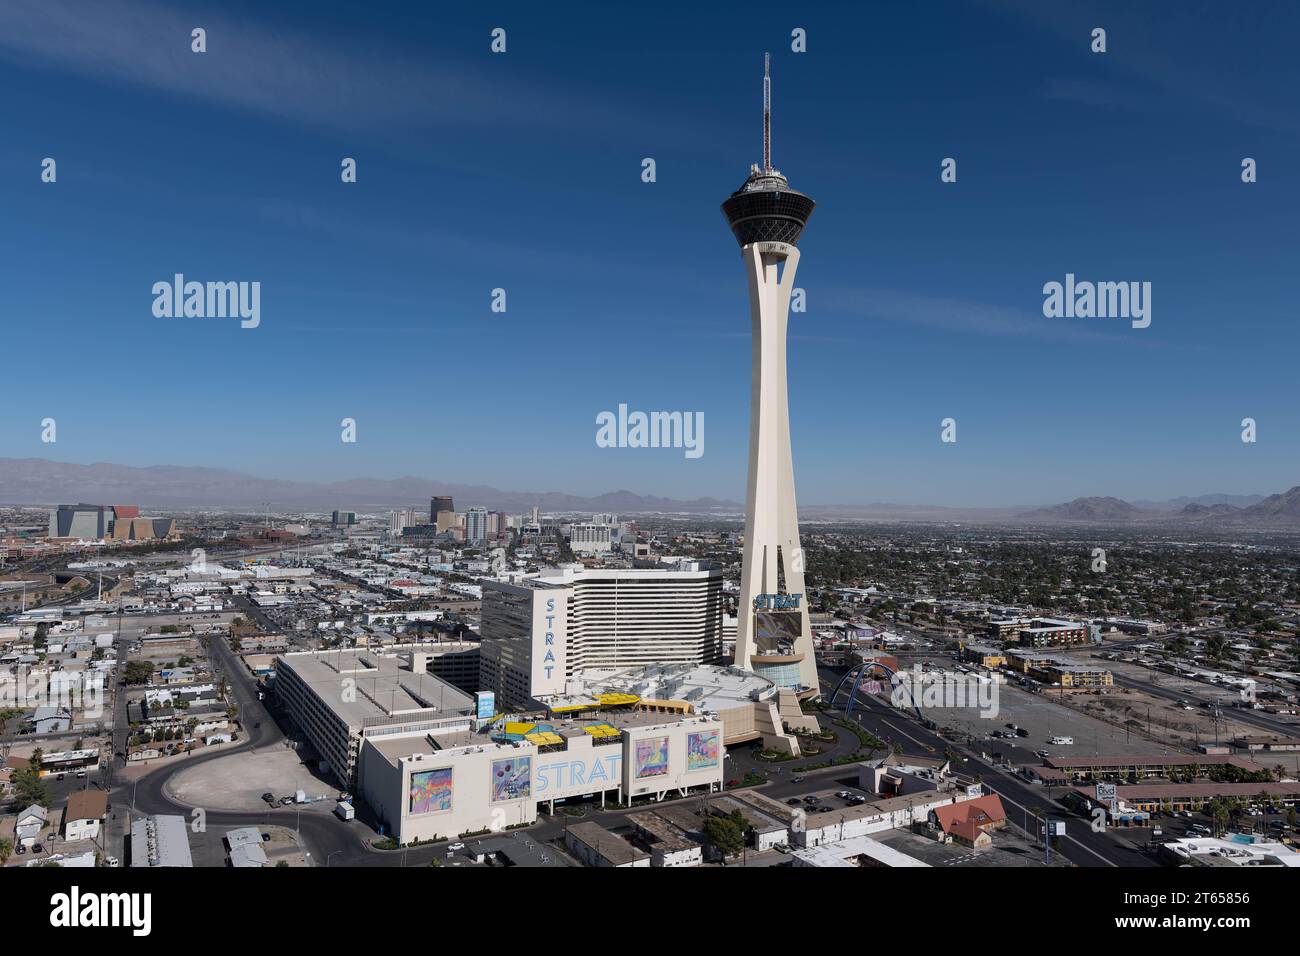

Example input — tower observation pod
[721,53,819,695]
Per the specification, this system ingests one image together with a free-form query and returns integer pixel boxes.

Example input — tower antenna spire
[762,52,772,173]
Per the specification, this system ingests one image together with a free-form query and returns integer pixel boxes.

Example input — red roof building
[930,794,1008,848]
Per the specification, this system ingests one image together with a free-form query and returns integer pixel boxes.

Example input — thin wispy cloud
[0,0,657,138]
[819,287,1158,347]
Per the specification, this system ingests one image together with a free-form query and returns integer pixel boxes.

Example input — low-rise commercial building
[990,617,1089,647]
[1160,835,1300,867]
[565,821,651,867]
[960,643,1008,669]
[1043,754,1274,783]
[359,709,724,846]
[626,809,704,867]
[275,645,476,787]
[130,814,193,868]
[791,834,931,867]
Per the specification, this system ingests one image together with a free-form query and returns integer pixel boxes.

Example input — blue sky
[2,0,1298,507]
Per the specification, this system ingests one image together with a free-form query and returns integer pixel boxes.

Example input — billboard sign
[754,610,802,653]
[490,756,531,802]
[409,767,453,815]
[634,736,669,778]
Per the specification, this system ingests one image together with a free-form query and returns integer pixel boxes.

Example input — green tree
[0,838,12,866]
[123,661,154,685]
[12,764,50,808]
[703,810,748,857]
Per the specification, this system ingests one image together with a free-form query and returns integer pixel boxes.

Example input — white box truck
[335,801,355,821]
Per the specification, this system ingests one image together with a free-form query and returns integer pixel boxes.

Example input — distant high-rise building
[570,522,614,554]
[49,504,115,539]
[389,509,420,535]
[48,504,172,541]
[465,507,489,545]
[429,496,454,523]
[331,510,357,527]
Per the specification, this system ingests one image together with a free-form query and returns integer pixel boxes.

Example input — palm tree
[0,838,12,867]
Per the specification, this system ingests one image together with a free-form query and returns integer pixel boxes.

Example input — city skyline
[3,0,1299,509]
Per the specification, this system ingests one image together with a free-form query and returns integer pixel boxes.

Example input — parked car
[447,842,466,852]
[786,798,802,806]
[261,792,276,805]
[279,796,295,806]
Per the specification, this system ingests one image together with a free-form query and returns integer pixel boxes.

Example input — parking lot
[919,680,1167,764]
[776,781,874,814]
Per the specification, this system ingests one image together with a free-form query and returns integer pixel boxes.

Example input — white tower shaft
[734,242,817,691]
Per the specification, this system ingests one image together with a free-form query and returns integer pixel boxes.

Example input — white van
[1049,735,1074,745]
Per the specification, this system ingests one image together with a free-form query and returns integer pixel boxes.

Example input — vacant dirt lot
[165,745,337,811]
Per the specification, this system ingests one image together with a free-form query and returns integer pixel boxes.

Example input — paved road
[819,666,1157,867]
[119,625,394,867]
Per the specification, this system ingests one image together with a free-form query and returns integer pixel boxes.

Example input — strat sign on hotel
[532,589,567,697]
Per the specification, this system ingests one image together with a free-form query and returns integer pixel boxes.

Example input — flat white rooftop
[562,662,772,711]
[792,834,930,868]
[278,646,475,730]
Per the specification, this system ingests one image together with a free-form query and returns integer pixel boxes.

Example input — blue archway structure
[829,660,922,720]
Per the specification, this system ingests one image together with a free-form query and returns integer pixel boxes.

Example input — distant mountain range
[1134,493,1266,511]
[3,458,1296,528]
[1017,487,1300,528]
[1018,496,1143,522]
[0,458,741,515]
